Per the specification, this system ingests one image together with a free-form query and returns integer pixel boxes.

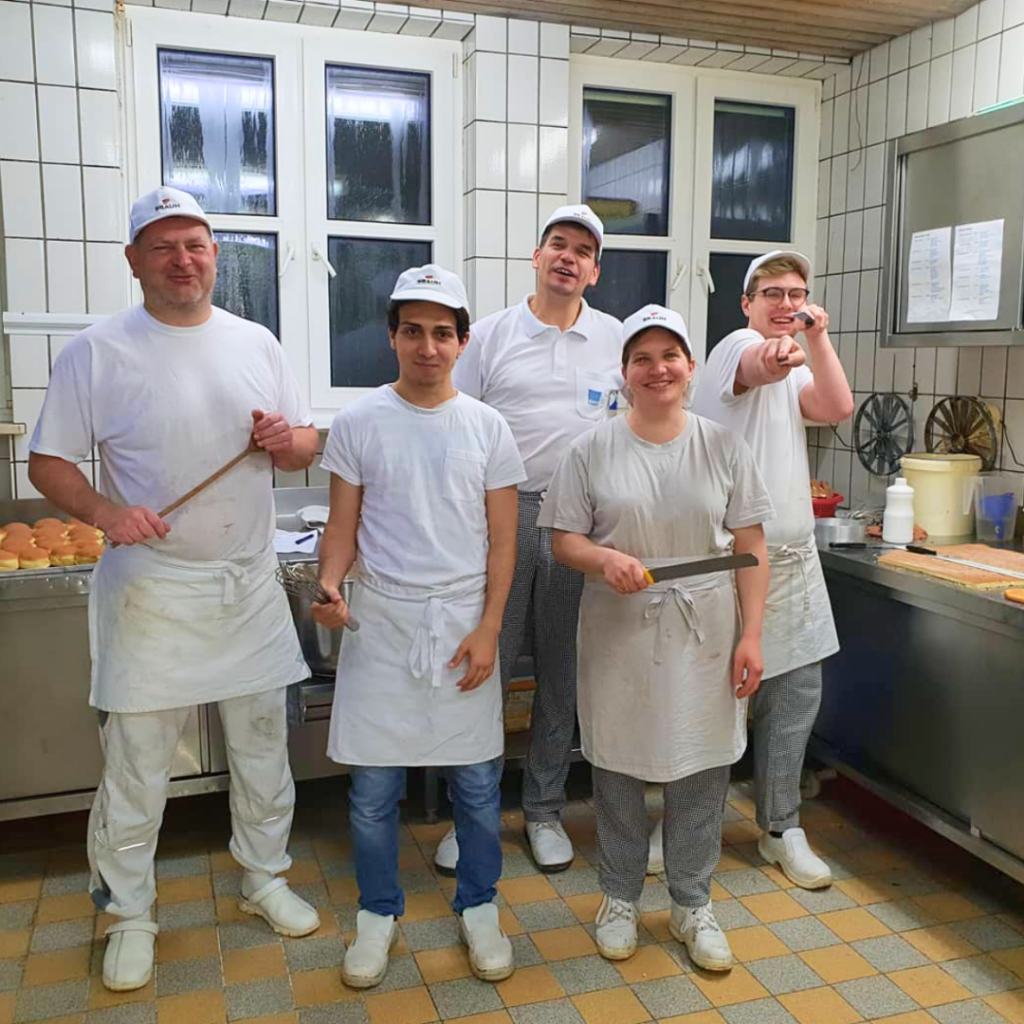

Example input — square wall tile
[536,192,566,236]
[506,257,535,304]
[864,143,886,207]
[843,211,863,273]
[507,122,538,191]
[473,14,506,53]
[8,336,50,389]
[508,54,538,124]
[5,238,46,311]
[859,270,880,332]
[906,62,930,133]
[979,0,1004,38]
[974,34,1001,111]
[869,41,888,82]
[0,1,35,81]
[1006,0,1024,27]
[846,147,865,212]
[38,85,80,163]
[46,240,87,313]
[849,86,868,151]
[538,126,567,193]
[33,5,77,86]
[819,99,833,160]
[832,93,849,156]
[43,163,84,240]
[86,241,129,313]
[0,81,40,161]
[465,257,505,317]
[468,189,506,258]
[981,347,1008,398]
[508,17,538,55]
[935,348,958,395]
[827,216,846,272]
[955,5,979,46]
[886,70,907,139]
[862,207,882,271]
[928,52,953,126]
[75,10,117,89]
[539,58,569,126]
[15,462,43,500]
[1007,347,1024,398]
[507,191,537,259]
[817,158,831,218]
[473,51,506,121]
[890,33,910,73]
[950,45,976,121]
[0,161,43,237]
[540,23,569,59]
[830,154,847,215]
[12,388,46,459]
[815,218,829,275]
[473,120,506,191]
[910,24,932,66]
[79,90,120,166]
[83,165,122,240]
[997,24,1024,102]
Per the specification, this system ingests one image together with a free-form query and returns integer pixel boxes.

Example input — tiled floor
[4,769,1024,1024]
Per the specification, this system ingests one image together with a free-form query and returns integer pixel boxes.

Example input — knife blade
[642,553,759,585]
[904,544,1024,582]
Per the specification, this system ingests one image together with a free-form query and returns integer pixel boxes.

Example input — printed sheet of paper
[906,226,951,323]
[949,219,1004,321]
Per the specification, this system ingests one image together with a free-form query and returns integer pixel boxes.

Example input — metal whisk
[275,563,360,632]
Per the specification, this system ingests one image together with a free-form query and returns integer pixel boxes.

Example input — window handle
[697,258,716,295]
[278,243,296,279]
[670,260,689,293]
[311,243,337,279]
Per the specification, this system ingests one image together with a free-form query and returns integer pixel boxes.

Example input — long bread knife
[642,553,759,585]
[904,544,1024,583]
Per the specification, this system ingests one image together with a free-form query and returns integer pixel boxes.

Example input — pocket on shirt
[443,448,487,503]
[576,369,615,420]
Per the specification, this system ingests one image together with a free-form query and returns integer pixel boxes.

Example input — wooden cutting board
[878,544,1024,589]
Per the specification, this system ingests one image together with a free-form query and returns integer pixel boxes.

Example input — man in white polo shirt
[440,205,623,872]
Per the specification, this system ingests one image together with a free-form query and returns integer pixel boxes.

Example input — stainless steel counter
[814,540,1024,884]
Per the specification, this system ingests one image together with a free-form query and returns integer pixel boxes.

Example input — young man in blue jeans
[313,264,526,987]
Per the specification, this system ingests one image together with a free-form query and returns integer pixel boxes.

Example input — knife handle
[905,544,935,556]
[642,568,655,585]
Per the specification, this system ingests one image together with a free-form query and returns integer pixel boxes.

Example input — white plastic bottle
[882,477,915,545]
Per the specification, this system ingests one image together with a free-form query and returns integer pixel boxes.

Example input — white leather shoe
[459,903,514,981]
[670,901,734,971]
[758,828,832,890]
[525,821,574,873]
[238,876,321,937]
[647,819,664,875]
[594,895,639,961]
[342,909,398,989]
[102,917,159,991]
[434,827,459,877]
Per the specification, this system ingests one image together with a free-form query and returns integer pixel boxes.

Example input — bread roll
[0,549,18,571]
[49,544,77,567]
[19,550,51,570]
[74,543,103,564]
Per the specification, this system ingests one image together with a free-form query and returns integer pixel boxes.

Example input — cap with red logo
[390,264,470,315]
[539,204,604,258]
[129,187,212,243]
[622,304,691,357]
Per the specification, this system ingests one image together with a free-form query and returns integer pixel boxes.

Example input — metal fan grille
[924,396,999,471]
[854,392,915,477]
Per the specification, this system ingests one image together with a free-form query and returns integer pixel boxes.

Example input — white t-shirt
[692,328,815,547]
[30,305,312,562]
[320,386,526,589]
[452,296,623,492]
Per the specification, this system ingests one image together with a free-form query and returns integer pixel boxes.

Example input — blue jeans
[348,758,502,917]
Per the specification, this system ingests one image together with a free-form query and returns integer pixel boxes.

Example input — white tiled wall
[812,0,1024,509]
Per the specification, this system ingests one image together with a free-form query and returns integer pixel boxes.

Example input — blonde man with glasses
[692,251,853,890]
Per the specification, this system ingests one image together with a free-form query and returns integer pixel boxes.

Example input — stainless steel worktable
[813,542,1024,884]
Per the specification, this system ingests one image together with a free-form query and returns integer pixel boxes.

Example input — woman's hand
[601,550,650,594]
[310,584,351,630]
[732,633,764,698]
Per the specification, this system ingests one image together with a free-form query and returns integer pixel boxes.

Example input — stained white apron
[327,575,504,767]
[761,536,839,680]
[576,558,747,784]
[88,543,308,713]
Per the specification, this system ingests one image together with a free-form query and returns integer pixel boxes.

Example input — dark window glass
[326,65,431,225]
[711,101,795,242]
[327,237,432,387]
[212,231,279,337]
[159,49,276,216]
[586,249,668,322]
[582,88,670,237]
[706,252,756,356]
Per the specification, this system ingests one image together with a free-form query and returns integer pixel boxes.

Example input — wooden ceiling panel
[407,0,977,57]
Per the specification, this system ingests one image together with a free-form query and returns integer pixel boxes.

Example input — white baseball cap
[129,186,212,243]
[390,263,470,314]
[539,204,604,258]
[743,250,812,293]
[622,304,691,357]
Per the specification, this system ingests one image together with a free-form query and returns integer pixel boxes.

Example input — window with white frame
[126,9,461,424]
[570,58,818,362]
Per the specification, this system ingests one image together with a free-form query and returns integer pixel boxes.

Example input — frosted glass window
[586,250,667,322]
[212,231,279,337]
[326,65,431,224]
[582,89,671,237]
[712,101,795,242]
[328,236,432,387]
[159,49,276,216]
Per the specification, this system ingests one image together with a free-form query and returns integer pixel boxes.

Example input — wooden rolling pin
[158,441,261,519]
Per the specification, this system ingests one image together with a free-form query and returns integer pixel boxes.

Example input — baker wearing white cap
[692,250,854,890]
[27,186,321,991]
[447,205,624,873]
[314,264,525,988]
[537,304,773,968]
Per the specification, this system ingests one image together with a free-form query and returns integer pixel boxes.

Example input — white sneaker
[670,901,734,971]
[102,916,159,991]
[647,819,664,875]
[434,827,459,877]
[594,895,639,961]
[342,909,398,989]
[459,902,515,981]
[239,875,321,937]
[758,828,832,890]
[525,821,574,873]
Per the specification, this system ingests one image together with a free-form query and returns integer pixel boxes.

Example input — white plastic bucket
[899,453,982,538]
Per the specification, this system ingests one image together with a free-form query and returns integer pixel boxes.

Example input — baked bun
[19,550,51,570]
[0,549,18,571]
[2,522,31,538]
[49,544,77,567]
[34,528,66,547]
[34,517,65,530]
[69,525,102,543]
[74,543,103,564]
[4,537,39,556]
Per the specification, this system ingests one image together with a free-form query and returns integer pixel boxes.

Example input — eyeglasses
[748,287,810,304]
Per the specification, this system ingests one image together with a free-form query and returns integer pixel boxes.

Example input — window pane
[328,237,432,387]
[582,89,670,237]
[212,231,279,337]
[586,250,667,322]
[711,101,795,242]
[159,49,276,216]
[326,65,431,225]
[705,252,756,356]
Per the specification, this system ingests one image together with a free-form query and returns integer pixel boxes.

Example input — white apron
[577,558,748,784]
[761,536,839,680]
[88,543,309,713]
[327,575,504,767]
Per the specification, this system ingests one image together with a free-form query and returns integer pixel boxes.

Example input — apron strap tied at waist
[644,584,706,665]
[408,596,447,688]
[221,563,251,606]
[770,544,813,628]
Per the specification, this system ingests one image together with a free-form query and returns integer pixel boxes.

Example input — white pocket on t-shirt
[576,370,614,419]
[443,448,487,503]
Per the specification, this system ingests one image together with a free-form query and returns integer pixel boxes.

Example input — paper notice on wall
[906,226,952,323]
[948,219,1003,321]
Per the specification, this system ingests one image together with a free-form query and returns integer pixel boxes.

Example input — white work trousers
[87,687,295,919]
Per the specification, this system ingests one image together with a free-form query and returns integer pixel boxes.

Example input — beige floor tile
[88,976,156,1010]
[21,947,92,987]
[564,893,603,924]
[777,986,864,1024]
[852,847,911,874]
[834,877,895,906]
[222,944,288,984]
[888,964,973,1007]
[614,945,683,984]
[716,851,750,873]
[445,1012,513,1024]
[156,990,226,1024]
[870,1013,935,1024]
[326,878,360,905]
[0,989,14,1024]
[816,909,892,941]
[401,892,453,921]
[209,851,241,872]
[292,967,361,1007]
[496,964,565,1007]
[643,910,673,943]
[721,822,761,846]
[284,861,323,885]
[729,798,756,820]
[725,926,791,963]
[408,822,454,845]
[984,990,1024,1024]
[531,925,598,961]
[798,946,878,984]
[156,877,213,904]
[0,931,30,959]
[156,927,220,963]
[496,876,559,906]
[739,892,809,923]
[0,878,41,904]
[36,893,96,924]
[233,1015,298,1024]
[215,896,250,923]
[657,1012,727,1024]
[365,986,438,1024]
[414,946,473,984]
[498,906,524,936]
[710,881,731,903]
[572,987,652,1024]
[758,866,795,890]
[993,947,1024,979]
[689,964,770,1007]
[910,893,986,923]
[903,925,981,963]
